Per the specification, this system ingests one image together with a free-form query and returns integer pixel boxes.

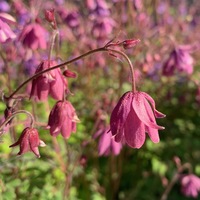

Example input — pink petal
[143,99,160,143]
[141,92,166,118]
[110,92,133,136]
[60,118,72,138]
[9,140,20,147]
[98,131,111,156]
[111,138,122,155]
[50,68,66,100]
[133,93,165,130]
[124,108,146,149]
[30,146,40,158]
[18,134,30,155]
[145,126,160,143]
[114,130,124,142]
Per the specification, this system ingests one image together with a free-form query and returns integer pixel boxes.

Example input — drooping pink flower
[110,91,165,148]
[9,127,46,158]
[48,100,79,139]
[163,45,194,76]
[30,60,67,101]
[0,13,16,43]
[93,127,122,156]
[19,22,47,50]
[180,174,200,198]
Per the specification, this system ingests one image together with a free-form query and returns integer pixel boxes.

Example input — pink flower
[30,60,67,101]
[9,127,46,158]
[110,91,165,148]
[163,45,194,76]
[180,174,200,198]
[0,13,16,43]
[19,22,47,50]
[93,127,122,156]
[48,100,79,138]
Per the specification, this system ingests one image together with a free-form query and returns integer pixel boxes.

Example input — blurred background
[0,0,200,199]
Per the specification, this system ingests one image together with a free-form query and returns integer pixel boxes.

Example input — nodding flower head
[110,91,165,149]
[19,22,47,50]
[180,174,200,198]
[9,127,46,158]
[163,45,194,76]
[48,100,79,139]
[30,60,68,101]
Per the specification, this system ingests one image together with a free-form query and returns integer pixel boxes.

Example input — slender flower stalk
[48,29,59,63]
[106,48,136,92]
[0,110,35,136]
[7,39,139,99]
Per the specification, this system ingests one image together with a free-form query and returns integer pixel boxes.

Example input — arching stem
[0,110,35,136]
[106,48,136,92]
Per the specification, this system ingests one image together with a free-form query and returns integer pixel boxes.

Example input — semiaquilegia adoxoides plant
[0,8,165,158]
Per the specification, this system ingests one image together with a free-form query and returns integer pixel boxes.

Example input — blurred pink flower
[0,13,16,43]
[180,174,200,198]
[91,17,116,40]
[19,22,47,50]
[30,60,67,101]
[93,127,122,156]
[163,45,194,76]
[86,0,110,17]
[48,100,79,139]
[9,127,46,158]
[110,91,165,148]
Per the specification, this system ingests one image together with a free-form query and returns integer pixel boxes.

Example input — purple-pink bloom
[19,22,47,50]
[0,13,16,43]
[180,174,200,198]
[110,91,165,148]
[91,17,116,40]
[48,100,79,139]
[9,127,46,158]
[93,127,122,156]
[163,45,194,76]
[30,60,67,101]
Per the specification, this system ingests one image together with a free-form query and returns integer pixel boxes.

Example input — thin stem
[7,43,136,98]
[48,29,59,63]
[8,47,107,99]
[160,173,179,200]
[0,110,35,136]
[106,48,136,92]
[160,162,193,200]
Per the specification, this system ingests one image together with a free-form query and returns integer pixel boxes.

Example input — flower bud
[63,69,77,78]
[123,39,140,49]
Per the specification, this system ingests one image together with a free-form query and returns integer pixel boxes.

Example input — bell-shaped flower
[48,100,79,139]
[9,127,46,158]
[180,174,200,198]
[110,91,165,148]
[93,126,122,156]
[30,60,67,101]
[163,45,194,76]
[19,22,47,50]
